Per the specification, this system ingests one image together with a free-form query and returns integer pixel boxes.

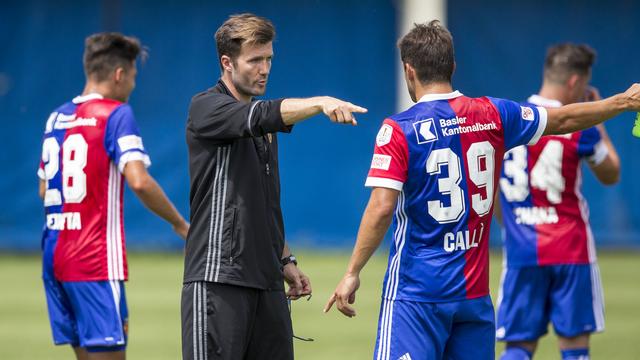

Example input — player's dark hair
[215,13,275,71]
[544,43,596,83]
[83,32,145,82]
[398,20,455,85]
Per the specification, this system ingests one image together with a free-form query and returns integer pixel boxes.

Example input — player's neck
[81,82,117,101]
[221,75,252,103]
[538,83,570,105]
[414,82,454,101]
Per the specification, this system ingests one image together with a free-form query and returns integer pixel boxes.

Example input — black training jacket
[183,80,292,290]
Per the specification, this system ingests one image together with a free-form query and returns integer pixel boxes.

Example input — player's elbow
[370,199,396,219]
[127,173,153,194]
[597,168,620,185]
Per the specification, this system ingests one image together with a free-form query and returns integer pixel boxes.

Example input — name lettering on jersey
[412,118,438,144]
[440,122,498,137]
[370,154,392,170]
[376,124,393,146]
[46,212,82,231]
[443,223,484,252]
[521,106,535,121]
[514,206,559,225]
[53,113,97,130]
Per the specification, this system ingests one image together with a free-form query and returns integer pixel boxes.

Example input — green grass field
[1,251,639,359]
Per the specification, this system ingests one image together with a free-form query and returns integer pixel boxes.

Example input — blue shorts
[374,295,495,360]
[496,264,605,341]
[43,278,128,352]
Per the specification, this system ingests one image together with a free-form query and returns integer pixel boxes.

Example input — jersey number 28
[41,134,88,206]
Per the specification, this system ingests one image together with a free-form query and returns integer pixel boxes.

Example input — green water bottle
[634,113,640,138]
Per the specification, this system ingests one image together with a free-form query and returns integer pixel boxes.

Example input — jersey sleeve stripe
[365,177,404,191]
[527,106,548,145]
[586,141,609,166]
[117,151,151,173]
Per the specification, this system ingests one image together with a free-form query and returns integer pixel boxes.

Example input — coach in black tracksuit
[181,14,367,360]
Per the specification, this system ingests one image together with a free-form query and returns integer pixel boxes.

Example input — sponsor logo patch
[370,154,392,170]
[376,124,393,146]
[521,106,535,121]
[413,118,438,144]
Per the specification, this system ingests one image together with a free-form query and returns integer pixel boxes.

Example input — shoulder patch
[376,124,393,146]
[520,106,534,121]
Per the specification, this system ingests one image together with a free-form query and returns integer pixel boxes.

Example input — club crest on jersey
[521,106,535,121]
[376,124,393,146]
[413,118,438,144]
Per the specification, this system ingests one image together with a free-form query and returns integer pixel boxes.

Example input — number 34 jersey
[366,91,547,302]
[499,95,608,268]
[37,93,150,282]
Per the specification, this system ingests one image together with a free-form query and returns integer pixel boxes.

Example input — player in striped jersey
[325,21,640,360]
[496,44,620,360]
[38,33,189,359]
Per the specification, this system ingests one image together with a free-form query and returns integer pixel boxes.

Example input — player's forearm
[38,179,46,199]
[280,97,326,125]
[282,242,292,258]
[346,199,395,276]
[132,177,187,229]
[544,94,627,135]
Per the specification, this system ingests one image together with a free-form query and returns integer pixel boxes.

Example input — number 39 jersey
[38,93,150,282]
[366,91,547,302]
[499,95,608,268]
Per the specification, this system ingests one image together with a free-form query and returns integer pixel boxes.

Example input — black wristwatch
[281,254,298,267]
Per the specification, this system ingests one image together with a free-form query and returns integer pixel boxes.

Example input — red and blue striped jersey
[499,95,607,268]
[366,91,546,301]
[38,93,150,282]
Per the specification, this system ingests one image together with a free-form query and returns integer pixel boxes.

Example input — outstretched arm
[324,187,398,317]
[544,83,640,135]
[280,96,368,126]
[189,93,367,140]
[123,160,189,240]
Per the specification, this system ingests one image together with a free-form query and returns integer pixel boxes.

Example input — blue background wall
[1,0,639,251]
[0,0,397,250]
[448,0,640,247]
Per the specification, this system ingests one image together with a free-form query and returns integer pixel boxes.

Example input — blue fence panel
[0,0,397,250]
[448,0,640,247]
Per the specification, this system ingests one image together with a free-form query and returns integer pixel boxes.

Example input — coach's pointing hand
[320,97,368,126]
[324,272,360,317]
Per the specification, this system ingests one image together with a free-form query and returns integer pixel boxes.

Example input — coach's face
[230,42,273,98]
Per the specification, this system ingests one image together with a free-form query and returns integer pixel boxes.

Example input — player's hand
[283,263,312,300]
[320,97,368,126]
[622,83,640,111]
[324,272,360,317]
[173,221,189,241]
[584,86,601,102]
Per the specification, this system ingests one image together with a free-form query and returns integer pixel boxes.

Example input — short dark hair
[214,13,275,70]
[83,32,144,81]
[398,20,455,84]
[544,43,596,83]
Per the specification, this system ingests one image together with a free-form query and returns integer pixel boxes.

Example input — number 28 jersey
[38,93,150,282]
[499,95,608,268]
[366,91,547,302]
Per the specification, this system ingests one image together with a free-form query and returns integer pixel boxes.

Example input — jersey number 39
[426,141,495,223]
